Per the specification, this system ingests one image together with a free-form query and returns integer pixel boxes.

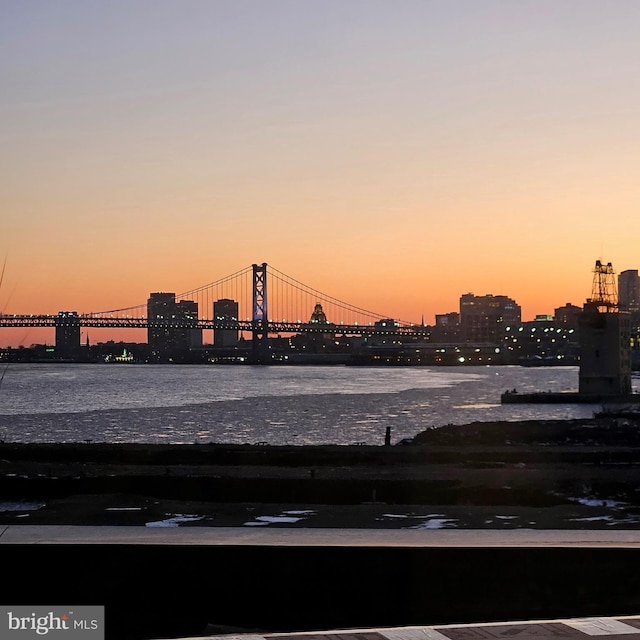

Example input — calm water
[0,363,636,445]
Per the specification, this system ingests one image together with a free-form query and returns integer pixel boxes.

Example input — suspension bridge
[0,263,427,362]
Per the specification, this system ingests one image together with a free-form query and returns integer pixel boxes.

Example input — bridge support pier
[252,263,270,364]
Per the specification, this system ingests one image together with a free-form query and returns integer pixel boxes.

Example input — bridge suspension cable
[87,266,255,320]
[267,265,411,326]
[18,262,416,331]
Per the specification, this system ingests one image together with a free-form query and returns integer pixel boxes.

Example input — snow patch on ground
[146,514,205,527]
[243,510,317,526]
[0,500,45,512]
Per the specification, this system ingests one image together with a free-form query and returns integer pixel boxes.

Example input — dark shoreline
[3,416,640,527]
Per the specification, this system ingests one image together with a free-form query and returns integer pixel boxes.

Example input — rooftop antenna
[589,259,618,312]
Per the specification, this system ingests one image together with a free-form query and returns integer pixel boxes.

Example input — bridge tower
[252,262,269,364]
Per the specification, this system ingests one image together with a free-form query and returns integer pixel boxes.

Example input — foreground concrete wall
[4,543,640,640]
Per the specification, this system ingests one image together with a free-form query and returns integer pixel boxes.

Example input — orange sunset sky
[2,1,640,347]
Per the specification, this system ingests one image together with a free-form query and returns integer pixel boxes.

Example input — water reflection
[0,364,636,445]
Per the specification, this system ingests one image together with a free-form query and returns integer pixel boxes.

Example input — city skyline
[2,1,640,347]
[0,266,623,348]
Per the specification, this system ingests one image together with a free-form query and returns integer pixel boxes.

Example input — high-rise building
[618,269,640,312]
[55,311,81,359]
[147,293,201,358]
[213,298,239,347]
[459,293,521,343]
[180,299,202,348]
[147,292,176,356]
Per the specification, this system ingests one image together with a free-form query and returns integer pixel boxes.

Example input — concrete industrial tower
[578,260,632,396]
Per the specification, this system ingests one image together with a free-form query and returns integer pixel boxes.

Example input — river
[0,363,637,445]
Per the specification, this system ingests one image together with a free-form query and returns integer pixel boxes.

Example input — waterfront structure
[374,318,399,329]
[554,303,583,330]
[501,261,637,404]
[578,302,632,395]
[501,318,579,365]
[431,312,460,343]
[578,261,632,396]
[213,298,239,347]
[435,312,460,327]
[459,293,521,343]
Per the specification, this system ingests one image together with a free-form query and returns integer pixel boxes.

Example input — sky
[2,0,640,346]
